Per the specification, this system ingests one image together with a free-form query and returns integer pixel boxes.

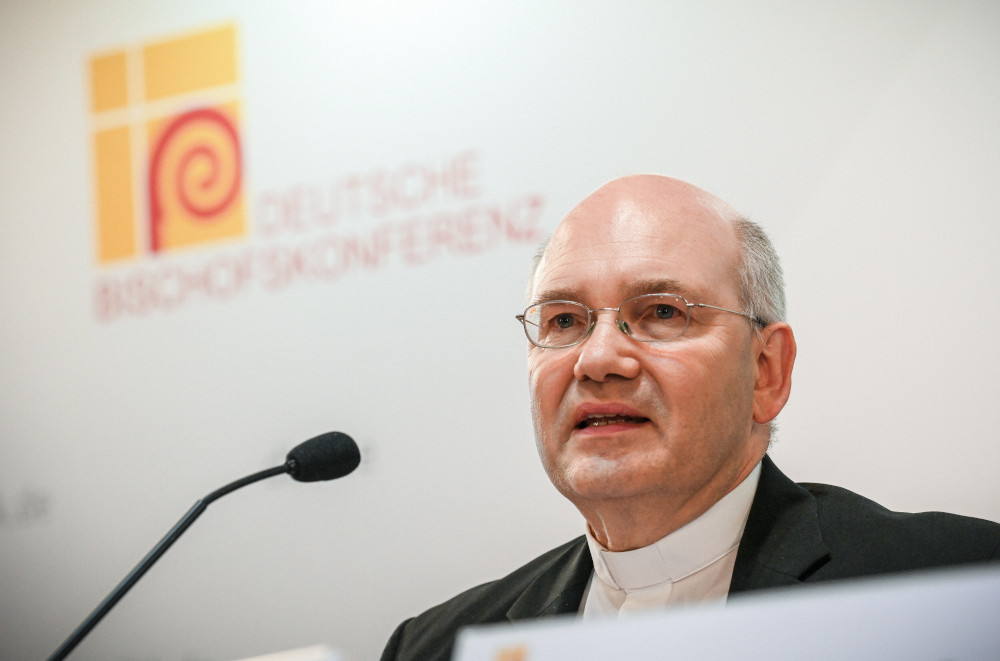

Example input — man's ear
[752,322,796,424]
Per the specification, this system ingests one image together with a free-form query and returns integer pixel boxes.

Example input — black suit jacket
[380,456,1000,661]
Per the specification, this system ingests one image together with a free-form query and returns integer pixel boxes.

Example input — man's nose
[572,309,641,382]
[590,308,628,335]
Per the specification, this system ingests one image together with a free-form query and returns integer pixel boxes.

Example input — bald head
[565,175,740,229]
[532,176,743,311]
[530,175,786,325]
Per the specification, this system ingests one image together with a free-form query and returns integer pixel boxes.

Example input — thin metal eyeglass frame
[514,293,767,349]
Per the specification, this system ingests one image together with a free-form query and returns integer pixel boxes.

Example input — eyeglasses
[515,293,766,349]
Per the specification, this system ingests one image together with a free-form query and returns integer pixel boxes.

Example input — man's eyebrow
[532,286,588,305]
[532,278,700,306]
[621,278,696,301]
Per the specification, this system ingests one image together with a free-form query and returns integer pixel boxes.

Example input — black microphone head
[286,432,361,482]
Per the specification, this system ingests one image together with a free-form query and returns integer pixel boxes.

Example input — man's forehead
[533,183,741,300]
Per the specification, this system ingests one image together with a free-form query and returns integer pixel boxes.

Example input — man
[380,175,1000,660]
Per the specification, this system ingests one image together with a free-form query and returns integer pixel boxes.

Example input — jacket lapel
[730,455,831,593]
[507,536,593,620]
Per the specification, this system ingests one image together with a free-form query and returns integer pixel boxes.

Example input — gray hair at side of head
[732,216,787,445]
[731,215,786,328]
[525,217,786,328]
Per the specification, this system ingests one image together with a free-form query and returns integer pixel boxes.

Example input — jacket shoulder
[803,481,1000,575]
[733,456,1000,592]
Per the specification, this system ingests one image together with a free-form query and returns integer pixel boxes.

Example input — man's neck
[580,460,763,552]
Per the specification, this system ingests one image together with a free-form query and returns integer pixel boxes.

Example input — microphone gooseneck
[47,432,359,661]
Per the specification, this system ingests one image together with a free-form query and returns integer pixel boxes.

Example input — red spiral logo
[148,107,242,253]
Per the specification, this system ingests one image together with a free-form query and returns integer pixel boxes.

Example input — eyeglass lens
[523,294,691,347]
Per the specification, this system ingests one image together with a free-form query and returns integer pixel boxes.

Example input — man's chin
[555,456,656,502]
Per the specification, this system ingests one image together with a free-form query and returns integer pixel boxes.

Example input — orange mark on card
[494,646,528,661]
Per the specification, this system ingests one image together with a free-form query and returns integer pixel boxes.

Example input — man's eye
[655,304,678,319]
[554,313,576,329]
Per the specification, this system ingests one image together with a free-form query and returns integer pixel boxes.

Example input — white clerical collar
[586,462,761,591]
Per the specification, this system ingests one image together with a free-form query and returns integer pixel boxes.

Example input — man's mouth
[575,413,649,429]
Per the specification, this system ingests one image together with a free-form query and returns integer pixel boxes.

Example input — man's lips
[574,413,650,429]
[573,405,651,430]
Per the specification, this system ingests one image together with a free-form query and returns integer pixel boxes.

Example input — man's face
[528,177,766,523]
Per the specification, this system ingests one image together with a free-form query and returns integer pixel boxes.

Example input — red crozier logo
[88,24,245,263]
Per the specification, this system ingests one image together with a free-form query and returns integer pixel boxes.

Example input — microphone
[47,432,360,661]
[287,431,361,482]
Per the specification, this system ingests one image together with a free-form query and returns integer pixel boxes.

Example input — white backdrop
[1,2,998,660]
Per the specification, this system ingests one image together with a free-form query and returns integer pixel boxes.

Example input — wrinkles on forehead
[533,278,700,307]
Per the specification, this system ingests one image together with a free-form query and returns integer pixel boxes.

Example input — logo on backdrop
[88,25,545,323]
[88,24,244,263]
